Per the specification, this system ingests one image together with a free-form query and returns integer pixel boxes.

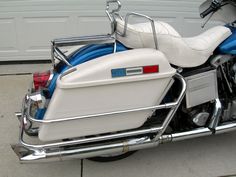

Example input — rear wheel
[88,151,137,162]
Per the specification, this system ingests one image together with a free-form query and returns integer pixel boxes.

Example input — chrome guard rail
[26,74,185,124]
[26,100,175,124]
[17,73,186,150]
[116,12,159,49]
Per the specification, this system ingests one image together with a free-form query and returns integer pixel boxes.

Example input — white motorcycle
[12,0,236,163]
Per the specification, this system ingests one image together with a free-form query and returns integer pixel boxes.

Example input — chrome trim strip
[60,68,77,79]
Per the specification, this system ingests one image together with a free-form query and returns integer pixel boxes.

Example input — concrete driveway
[0,65,236,177]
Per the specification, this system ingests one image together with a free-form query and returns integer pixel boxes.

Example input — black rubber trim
[0,73,32,76]
[0,60,51,65]
[88,151,137,162]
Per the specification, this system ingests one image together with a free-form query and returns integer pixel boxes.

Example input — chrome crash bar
[12,120,236,162]
[12,119,236,162]
[13,120,236,163]
[12,72,236,163]
[13,74,185,153]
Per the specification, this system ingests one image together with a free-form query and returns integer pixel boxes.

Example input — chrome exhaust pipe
[12,136,159,163]
[215,122,236,134]
[159,128,212,144]
[208,98,222,130]
[160,121,236,144]
[12,121,236,163]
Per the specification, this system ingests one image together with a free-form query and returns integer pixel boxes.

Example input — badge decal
[111,65,159,78]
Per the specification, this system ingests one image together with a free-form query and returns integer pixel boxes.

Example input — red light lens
[143,65,159,74]
[33,71,50,90]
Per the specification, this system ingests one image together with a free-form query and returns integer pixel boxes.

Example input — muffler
[12,136,158,163]
[12,121,236,163]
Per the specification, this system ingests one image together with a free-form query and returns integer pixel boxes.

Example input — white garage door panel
[0,0,219,61]
[182,17,222,36]
[0,18,17,49]
[78,17,110,35]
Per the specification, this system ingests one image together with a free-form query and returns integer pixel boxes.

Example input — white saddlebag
[39,49,176,141]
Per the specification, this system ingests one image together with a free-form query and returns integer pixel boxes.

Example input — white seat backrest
[116,19,181,38]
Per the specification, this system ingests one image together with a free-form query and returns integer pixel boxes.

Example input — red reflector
[143,65,159,74]
[33,71,51,90]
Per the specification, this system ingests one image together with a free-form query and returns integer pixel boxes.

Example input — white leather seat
[116,19,232,68]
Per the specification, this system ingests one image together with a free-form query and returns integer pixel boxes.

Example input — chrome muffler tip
[15,112,22,121]
[11,144,46,163]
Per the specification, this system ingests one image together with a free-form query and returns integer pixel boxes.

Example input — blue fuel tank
[218,26,236,55]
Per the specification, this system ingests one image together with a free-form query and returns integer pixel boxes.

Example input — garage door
[0,0,219,61]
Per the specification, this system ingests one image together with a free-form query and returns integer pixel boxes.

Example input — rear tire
[88,151,137,162]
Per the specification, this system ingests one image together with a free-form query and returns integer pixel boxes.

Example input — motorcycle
[12,0,236,163]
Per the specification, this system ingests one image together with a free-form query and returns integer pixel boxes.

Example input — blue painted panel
[218,26,236,55]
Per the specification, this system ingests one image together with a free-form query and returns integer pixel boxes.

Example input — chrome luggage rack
[51,0,159,69]
[50,0,121,68]
[51,35,116,67]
